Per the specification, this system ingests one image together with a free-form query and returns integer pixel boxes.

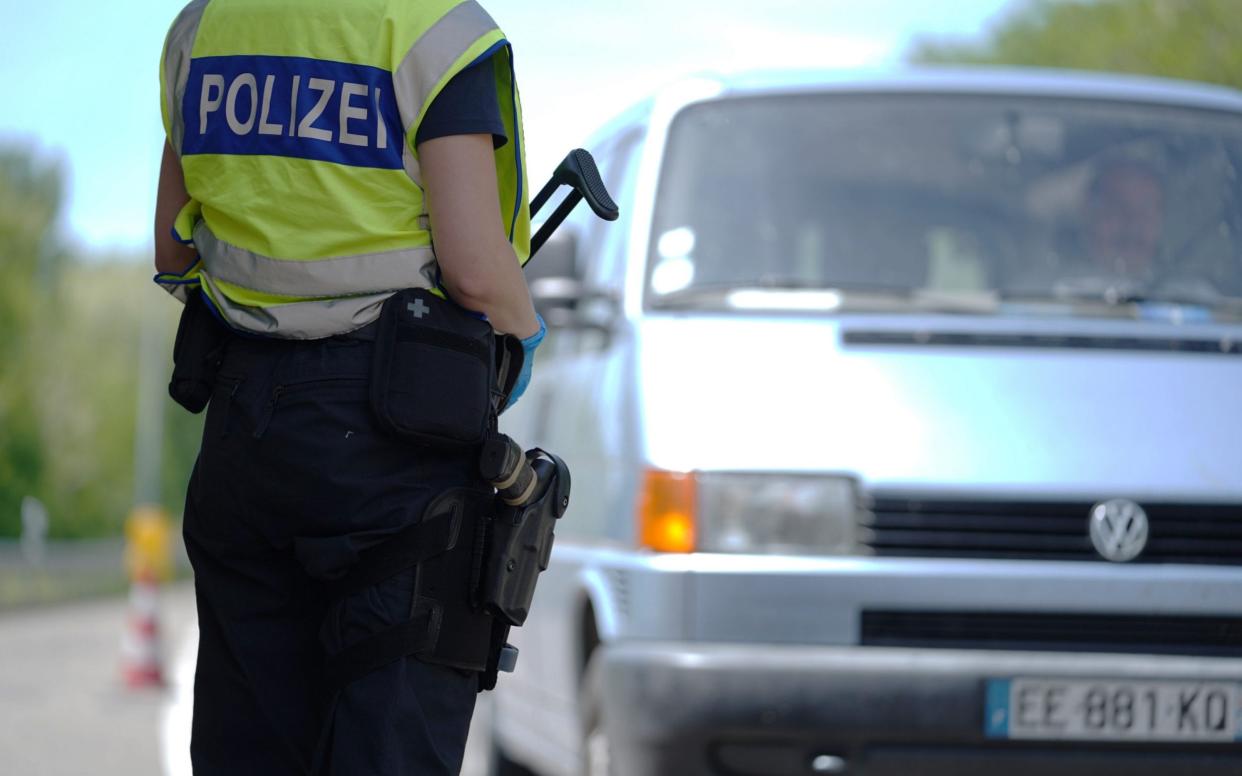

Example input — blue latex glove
[504,314,546,411]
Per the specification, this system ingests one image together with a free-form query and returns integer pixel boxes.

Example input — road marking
[160,623,197,776]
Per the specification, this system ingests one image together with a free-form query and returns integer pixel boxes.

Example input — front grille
[861,610,1242,657]
[865,497,1242,566]
[842,329,1242,355]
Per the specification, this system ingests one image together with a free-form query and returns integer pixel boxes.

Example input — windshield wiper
[650,282,1001,314]
[1002,282,1242,320]
[651,272,1242,318]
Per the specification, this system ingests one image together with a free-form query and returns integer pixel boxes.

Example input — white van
[493,68,1242,776]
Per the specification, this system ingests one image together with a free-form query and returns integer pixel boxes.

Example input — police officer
[153,1,544,774]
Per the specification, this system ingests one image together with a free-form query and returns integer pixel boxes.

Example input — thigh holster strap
[325,492,468,600]
[323,487,496,692]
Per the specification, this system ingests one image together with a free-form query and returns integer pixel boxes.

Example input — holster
[322,487,497,694]
[480,449,571,627]
[168,286,232,413]
[320,455,573,694]
[334,289,568,694]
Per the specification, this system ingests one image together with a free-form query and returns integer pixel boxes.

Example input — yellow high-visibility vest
[157,0,530,338]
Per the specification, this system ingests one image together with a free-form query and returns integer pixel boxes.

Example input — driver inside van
[1082,158,1165,277]
[1010,157,1166,294]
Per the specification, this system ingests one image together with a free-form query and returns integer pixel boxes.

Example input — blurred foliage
[909,0,1242,91]
[0,146,202,538]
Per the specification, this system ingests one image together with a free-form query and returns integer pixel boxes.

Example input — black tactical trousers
[182,332,484,775]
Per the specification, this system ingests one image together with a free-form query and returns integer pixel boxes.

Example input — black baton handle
[530,149,619,256]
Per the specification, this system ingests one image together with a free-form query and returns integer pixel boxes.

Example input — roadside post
[120,504,173,688]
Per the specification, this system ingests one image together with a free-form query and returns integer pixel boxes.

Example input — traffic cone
[121,570,165,688]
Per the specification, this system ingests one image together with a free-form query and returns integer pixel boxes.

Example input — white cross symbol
[407,299,430,319]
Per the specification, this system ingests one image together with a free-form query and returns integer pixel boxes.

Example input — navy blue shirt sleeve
[414,56,508,149]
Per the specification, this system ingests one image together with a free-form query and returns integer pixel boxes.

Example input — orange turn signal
[637,469,697,553]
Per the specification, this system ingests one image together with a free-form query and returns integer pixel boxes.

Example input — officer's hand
[504,314,546,412]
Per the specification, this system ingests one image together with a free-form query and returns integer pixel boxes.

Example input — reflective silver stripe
[194,222,437,297]
[163,0,210,154]
[402,142,422,187]
[393,0,499,185]
[200,272,395,339]
[155,279,193,305]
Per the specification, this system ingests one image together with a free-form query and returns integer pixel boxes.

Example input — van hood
[637,314,1242,500]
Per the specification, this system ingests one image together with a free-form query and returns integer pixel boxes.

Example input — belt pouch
[168,286,231,414]
[369,289,497,447]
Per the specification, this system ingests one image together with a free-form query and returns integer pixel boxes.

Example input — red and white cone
[121,571,165,688]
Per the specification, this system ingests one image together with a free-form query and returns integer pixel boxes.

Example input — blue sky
[0,0,1012,253]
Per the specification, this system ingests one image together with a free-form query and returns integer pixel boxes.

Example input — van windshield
[646,92,1242,318]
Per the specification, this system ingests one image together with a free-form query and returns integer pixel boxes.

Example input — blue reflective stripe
[504,44,523,243]
[153,275,201,286]
[458,39,521,243]
[153,257,203,286]
[467,39,507,69]
[181,55,404,170]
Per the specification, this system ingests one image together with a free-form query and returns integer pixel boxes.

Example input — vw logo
[1088,499,1149,562]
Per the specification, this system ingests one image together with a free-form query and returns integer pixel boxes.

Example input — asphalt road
[0,583,492,776]
[0,584,196,775]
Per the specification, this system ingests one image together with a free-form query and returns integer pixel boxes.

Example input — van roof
[704,66,1242,113]
[586,66,1242,151]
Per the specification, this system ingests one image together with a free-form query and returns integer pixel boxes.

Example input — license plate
[985,678,1242,742]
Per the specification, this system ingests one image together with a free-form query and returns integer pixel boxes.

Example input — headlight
[637,470,868,555]
[698,473,865,555]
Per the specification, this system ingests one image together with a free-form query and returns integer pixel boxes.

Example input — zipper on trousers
[219,380,242,439]
[253,385,283,439]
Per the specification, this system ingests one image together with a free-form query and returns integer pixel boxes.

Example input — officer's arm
[154,141,198,275]
[419,133,540,339]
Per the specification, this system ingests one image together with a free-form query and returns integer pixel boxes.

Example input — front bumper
[599,642,1242,776]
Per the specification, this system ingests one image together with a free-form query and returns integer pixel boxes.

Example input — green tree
[0,151,64,341]
[909,0,1242,91]
[0,146,202,539]
[0,149,65,537]
[38,259,207,538]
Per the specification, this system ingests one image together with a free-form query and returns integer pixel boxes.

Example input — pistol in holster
[475,446,571,690]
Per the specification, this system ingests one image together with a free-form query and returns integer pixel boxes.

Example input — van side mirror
[526,226,619,336]
[528,228,582,328]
